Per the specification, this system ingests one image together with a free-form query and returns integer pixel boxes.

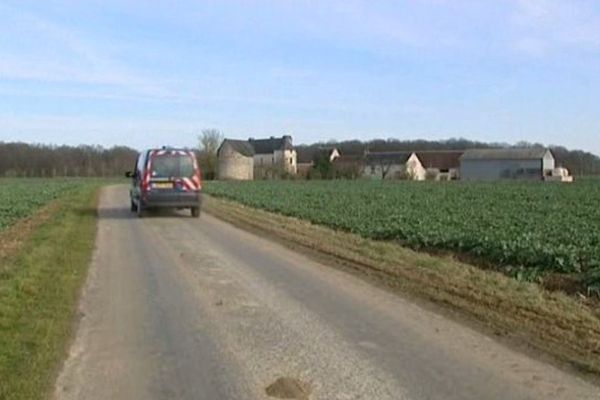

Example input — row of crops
[0,179,86,232]
[205,180,600,287]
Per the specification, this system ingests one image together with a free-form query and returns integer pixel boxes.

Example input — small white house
[363,151,426,180]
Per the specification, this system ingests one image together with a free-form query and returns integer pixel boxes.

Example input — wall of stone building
[217,145,254,180]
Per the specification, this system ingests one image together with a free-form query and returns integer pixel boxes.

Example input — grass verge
[204,195,600,377]
[0,184,100,400]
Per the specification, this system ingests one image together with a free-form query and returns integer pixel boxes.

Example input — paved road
[54,185,599,400]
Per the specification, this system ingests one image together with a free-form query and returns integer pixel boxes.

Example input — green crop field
[0,178,90,232]
[205,180,600,289]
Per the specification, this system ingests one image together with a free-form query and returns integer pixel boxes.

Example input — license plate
[153,182,173,189]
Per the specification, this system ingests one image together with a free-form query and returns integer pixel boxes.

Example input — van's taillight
[141,171,151,193]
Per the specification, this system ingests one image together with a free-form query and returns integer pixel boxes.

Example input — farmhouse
[460,148,555,181]
[217,135,298,180]
[217,139,255,180]
[415,151,462,180]
[363,151,426,180]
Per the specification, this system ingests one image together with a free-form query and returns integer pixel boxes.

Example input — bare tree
[377,158,394,179]
[198,129,224,180]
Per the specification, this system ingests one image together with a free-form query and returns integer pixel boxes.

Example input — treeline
[0,142,138,177]
[297,138,600,176]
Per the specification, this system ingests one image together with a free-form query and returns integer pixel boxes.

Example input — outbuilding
[460,148,555,181]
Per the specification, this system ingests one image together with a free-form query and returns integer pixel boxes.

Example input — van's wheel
[191,207,200,218]
[137,203,145,218]
[130,200,138,212]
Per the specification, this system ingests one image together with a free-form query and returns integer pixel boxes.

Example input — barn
[217,139,255,180]
[460,148,555,181]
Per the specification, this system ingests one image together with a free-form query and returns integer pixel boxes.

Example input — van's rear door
[146,150,200,204]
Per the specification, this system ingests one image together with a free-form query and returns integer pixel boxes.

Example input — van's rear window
[151,154,194,178]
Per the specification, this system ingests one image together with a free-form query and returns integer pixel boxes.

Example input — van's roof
[142,147,196,154]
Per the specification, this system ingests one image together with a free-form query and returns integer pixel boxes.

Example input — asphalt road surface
[54,185,599,400]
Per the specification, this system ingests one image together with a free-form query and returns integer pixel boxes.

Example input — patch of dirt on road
[265,377,312,399]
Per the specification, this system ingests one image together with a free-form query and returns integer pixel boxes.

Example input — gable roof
[415,151,462,170]
[219,139,255,157]
[460,148,552,161]
[249,136,293,154]
[365,151,414,164]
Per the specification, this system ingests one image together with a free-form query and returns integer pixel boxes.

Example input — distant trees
[197,129,224,180]
[0,142,137,177]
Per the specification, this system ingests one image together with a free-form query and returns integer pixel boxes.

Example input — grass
[204,195,600,377]
[0,182,101,400]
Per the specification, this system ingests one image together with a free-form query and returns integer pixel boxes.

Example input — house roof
[219,139,255,157]
[460,148,551,161]
[249,136,293,154]
[415,151,462,170]
[365,151,413,164]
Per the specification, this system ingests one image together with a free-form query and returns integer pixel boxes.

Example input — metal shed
[460,148,555,181]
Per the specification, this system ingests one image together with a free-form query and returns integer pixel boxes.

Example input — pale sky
[1,0,599,155]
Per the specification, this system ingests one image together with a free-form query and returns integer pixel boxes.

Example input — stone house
[250,136,297,178]
[363,151,426,180]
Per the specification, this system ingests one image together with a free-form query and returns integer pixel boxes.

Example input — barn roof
[296,149,314,164]
[415,151,462,170]
[365,151,413,164]
[460,148,552,161]
[332,154,365,166]
[219,139,255,157]
[249,136,293,154]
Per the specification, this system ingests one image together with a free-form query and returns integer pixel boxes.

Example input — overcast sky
[1,0,599,155]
